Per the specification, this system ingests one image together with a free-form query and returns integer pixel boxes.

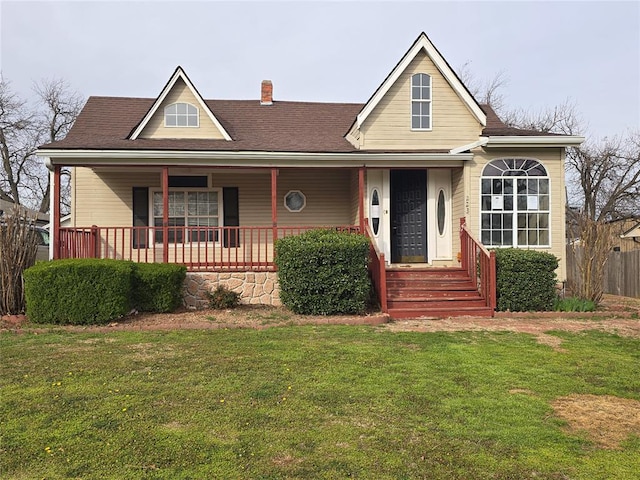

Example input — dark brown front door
[391,170,427,263]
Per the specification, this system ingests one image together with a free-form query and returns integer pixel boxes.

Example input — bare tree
[0,76,83,213]
[458,61,509,115]
[0,79,38,206]
[33,78,84,213]
[566,131,640,303]
[501,99,584,136]
[567,132,640,222]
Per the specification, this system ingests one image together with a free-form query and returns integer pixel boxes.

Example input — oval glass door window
[437,189,446,236]
[371,189,380,236]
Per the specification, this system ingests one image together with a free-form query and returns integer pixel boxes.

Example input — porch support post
[53,164,61,259]
[271,168,278,240]
[162,167,169,263]
[358,167,365,232]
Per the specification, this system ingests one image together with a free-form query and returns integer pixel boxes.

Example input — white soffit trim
[36,149,471,167]
[129,67,232,141]
[449,138,489,154]
[356,32,487,129]
[484,136,585,147]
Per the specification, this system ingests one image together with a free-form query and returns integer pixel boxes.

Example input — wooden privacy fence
[566,246,640,298]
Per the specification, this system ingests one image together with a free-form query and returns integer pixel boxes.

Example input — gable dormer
[349,33,486,151]
[130,67,232,141]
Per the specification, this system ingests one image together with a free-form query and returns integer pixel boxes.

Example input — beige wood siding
[74,167,160,227]
[73,167,356,229]
[139,79,227,139]
[276,169,354,226]
[360,51,482,150]
[466,147,567,281]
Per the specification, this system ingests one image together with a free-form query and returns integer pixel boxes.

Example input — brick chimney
[260,80,273,105]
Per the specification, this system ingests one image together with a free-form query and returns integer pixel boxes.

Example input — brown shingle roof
[40,96,545,153]
[480,104,561,137]
[42,96,364,153]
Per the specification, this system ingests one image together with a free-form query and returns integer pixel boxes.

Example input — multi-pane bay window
[153,190,220,243]
[480,159,550,247]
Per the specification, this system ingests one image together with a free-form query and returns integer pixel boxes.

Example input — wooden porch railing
[364,223,387,313]
[460,218,496,311]
[58,225,360,271]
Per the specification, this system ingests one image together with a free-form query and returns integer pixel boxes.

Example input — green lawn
[1,326,639,479]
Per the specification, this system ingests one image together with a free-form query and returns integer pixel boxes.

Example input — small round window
[284,190,306,212]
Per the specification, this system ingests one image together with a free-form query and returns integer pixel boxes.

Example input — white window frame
[150,187,223,245]
[479,158,551,248]
[410,73,432,131]
[164,102,199,128]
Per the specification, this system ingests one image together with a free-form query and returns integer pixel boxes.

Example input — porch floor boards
[385,267,494,319]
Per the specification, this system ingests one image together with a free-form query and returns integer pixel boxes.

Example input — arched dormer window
[411,73,431,130]
[480,158,550,247]
[165,102,199,127]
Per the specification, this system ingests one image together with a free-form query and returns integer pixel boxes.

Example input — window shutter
[132,187,149,248]
[223,187,240,247]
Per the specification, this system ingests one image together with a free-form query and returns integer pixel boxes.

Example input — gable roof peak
[128,66,232,141]
[355,32,486,129]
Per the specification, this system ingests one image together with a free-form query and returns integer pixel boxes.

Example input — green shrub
[132,263,186,312]
[207,285,240,309]
[24,259,134,325]
[553,296,597,312]
[275,229,371,315]
[494,248,558,312]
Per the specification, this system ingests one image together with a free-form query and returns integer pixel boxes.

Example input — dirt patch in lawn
[382,294,640,349]
[3,295,639,342]
[552,394,640,449]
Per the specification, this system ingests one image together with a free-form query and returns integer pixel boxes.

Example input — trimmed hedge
[24,259,134,325]
[275,229,371,315]
[495,248,558,312]
[132,263,186,313]
[24,259,186,324]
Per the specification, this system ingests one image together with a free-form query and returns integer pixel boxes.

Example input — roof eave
[483,135,585,148]
[36,148,472,168]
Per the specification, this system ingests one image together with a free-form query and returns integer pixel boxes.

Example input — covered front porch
[48,162,496,317]
[50,164,367,269]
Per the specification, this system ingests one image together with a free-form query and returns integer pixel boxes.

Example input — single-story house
[36,32,584,317]
[617,218,640,252]
[0,199,49,227]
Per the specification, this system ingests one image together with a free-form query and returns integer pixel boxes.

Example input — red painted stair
[385,267,494,319]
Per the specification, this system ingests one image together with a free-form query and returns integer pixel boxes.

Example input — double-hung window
[411,73,431,130]
[480,159,550,247]
[153,189,221,243]
[164,102,198,127]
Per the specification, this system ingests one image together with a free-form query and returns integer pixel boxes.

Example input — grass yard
[1,326,639,479]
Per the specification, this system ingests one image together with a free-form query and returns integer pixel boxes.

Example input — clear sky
[1,0,639,138]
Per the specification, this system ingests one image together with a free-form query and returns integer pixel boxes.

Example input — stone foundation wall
[183,272,280,309]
